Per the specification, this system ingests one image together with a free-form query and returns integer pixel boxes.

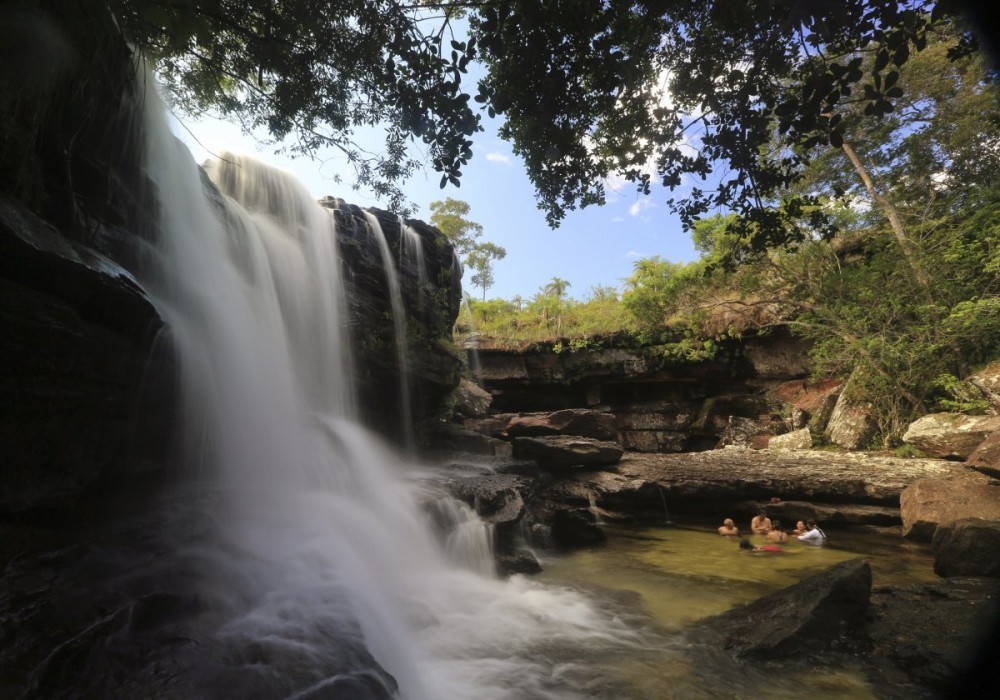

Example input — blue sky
[174,107,699,302]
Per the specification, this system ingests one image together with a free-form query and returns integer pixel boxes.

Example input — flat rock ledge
[538,448,976,518]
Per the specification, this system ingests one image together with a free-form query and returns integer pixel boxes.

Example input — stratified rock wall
[473,329,813,452]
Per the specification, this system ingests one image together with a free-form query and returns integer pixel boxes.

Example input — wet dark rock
[932,518,1000,577]
[867,577,1000,695]
[550,509,606,548]
[447,473,531,525]
[496,549,543,576]
[0,493,400,700]
[0,198,175,513]
[696,558,872,659]
[511,435,624,471]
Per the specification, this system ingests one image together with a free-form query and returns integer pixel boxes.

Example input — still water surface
[533,524,937,699]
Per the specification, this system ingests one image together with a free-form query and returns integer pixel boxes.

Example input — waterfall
[137,75,645,699]
[363,212,416,451]
[398,216,428,312]
[459,293,484,384]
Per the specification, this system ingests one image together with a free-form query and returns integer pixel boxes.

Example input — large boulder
[899,477,1000,540]
[446,474,530,526]
[695,558,872,658]
[453,379,492,418]
[825,373,877,450]
[511,436,623,471]
[966,431,1000,478]
[504,409,618,441]
[902,413,1000,459]
[932,518,1000,578]
[768,427,813,450]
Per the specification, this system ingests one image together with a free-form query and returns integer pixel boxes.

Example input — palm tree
[544,277,571,299]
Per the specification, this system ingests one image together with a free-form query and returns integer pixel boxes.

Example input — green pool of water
[533,523,938,699]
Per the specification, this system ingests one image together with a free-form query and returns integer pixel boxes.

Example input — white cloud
[629,199,655,217]
[485,152,511,165]
[625,250,643,258]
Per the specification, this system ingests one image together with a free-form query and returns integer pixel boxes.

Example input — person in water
[750,510,772,534]
[740,538,783,553]
[766,520,788,542]
[717,518,739,536]
[790,520,807,536]
[797,520,827,545]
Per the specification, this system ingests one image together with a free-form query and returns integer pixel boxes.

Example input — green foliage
[429,198,483,256]
[929,374,992,415]
[104,0,482,213]
[469,0,969,242]
[466,241,506,300]
[892,444,930,459]
[621,256,709,330]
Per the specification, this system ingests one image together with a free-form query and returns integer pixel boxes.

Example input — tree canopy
[63,1,993,239]
[470,0,990,242]
[429,197,484,255]
[96,0,482,213]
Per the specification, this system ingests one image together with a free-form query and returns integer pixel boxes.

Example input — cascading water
[459,293,484,385]
[137,76,651,698]
[398,216,428,311]
[363,212,416,451]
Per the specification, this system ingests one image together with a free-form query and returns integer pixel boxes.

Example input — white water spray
[137,76,647,699]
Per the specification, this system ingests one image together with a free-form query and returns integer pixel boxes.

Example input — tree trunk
[840,140,932,292]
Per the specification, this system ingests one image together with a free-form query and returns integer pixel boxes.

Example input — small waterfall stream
[136,77,648,699]
[398,216,428,312]
[362,212,416,451]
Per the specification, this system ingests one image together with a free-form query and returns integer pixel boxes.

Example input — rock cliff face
[321,200,463,440]
[1,182,461,523]
[473,330,815,451]
[0,198,175,515]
